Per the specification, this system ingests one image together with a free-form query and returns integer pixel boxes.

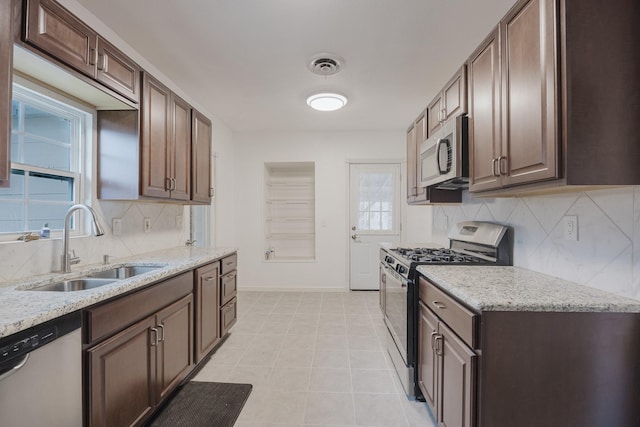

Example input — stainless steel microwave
[419,114,469,190]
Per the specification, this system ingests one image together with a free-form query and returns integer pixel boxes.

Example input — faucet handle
[69,250,80,265]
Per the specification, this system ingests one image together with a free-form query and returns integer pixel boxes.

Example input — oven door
[381,260,417,389]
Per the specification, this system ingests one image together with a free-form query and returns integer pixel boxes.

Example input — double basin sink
[27,265,163,292]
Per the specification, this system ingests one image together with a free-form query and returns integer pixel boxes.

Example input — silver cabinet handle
[203,276,216,282]
[157,324,165,342]
[432,301,446,309]
[89,48,97,65]
[430,331,438,350]
[165,177,172,191]
[491,158,499,177]
[434,334,444,356]
[150,327,159,346]
[498,155,508,175]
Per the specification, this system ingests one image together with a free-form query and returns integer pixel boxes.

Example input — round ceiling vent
[308,53,345,76]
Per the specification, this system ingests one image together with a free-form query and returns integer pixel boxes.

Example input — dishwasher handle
[0,354,30,383]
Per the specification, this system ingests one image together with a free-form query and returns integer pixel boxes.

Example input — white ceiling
[73,0,517,133]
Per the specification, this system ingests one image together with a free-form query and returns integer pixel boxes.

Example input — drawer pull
[433,301,447,309]
[203,276,216,282]
[157,324,165,342]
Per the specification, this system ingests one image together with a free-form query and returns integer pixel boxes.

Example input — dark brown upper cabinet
[468,0,640,195]
[406,112,428,204]
[191,110,213,204]
[0,0,13,188]
[426,66,467,138]
[97,73,212,204]
[23,0,140,103]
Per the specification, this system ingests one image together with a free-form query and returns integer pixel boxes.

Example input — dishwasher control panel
[0,326,58,363]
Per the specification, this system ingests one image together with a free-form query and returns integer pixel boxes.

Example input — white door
[349,163,401,290]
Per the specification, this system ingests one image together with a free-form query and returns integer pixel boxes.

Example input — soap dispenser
[40,223,50,238]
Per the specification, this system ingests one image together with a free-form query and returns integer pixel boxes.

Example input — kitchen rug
[146,381,253,427]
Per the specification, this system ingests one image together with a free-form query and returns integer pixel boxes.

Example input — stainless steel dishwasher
[0,312,82,427]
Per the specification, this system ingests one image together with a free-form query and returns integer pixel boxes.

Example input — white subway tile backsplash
[434,186,640,301]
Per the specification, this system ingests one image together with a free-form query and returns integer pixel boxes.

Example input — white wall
[233,130,428,290]
[432,187,640,301]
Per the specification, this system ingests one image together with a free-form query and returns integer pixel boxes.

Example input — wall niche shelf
[264,162,315,261]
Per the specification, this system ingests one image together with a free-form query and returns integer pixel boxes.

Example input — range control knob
[397,265,407,275]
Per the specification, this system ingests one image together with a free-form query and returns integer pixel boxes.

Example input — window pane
[28,172,73,201]
[23,137,71,171]
[23,104,72,143]
[0,203,24,233]
[0,170,25,200]
[27,202,71,231]
[11,100,19,130]
[357,171,394,232]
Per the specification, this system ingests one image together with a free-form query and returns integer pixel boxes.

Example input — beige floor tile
[274,347,315,368]
[400,398,437,427]
[349,350,390,370]
[282,333,316,350]
[313,349,350,369]
[304,392,355,425]
[351,369,398,394]
[348,334,385,351]
[268,367,311,391]
[315,334,348,350]
[237,348,280,367]
[191,363,231,382]
[353,393,408,426]
[228,365,273,387]
[309,368,352,392]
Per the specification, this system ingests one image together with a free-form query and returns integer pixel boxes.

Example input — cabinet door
[418,301,438,414]
[156,295,193,402]
[220,297,237,337]
[169,94,191,201]
[87,316,157,427]
[501,0,558,186]
[141,73,171,198]
[195,262,220,362]
[191,109,212,203]
[96,37,140,103]
[414,115,428,202]
[468,28,503,192]
[438,321,476,427]
[443,66,467,122]
[406,124,417,201]
[426,94,442,137]
[24,0,97,78]
[0,0,13,187]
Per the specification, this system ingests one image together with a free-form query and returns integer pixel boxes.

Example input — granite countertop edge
[416,265,640,313]
[0,246,237,339]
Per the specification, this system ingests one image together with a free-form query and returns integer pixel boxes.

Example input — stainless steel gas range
[379,221,513,400]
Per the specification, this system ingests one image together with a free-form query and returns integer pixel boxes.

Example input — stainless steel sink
[87,265,162,279]
[29,278,117,292]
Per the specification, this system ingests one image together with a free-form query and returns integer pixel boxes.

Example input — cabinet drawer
[221,271,237,306]
[220,297,237,337]
[85,271,193,345]
[419,276,479,349]
[221,253,237,275]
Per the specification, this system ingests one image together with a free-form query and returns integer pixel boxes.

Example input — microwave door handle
[437,139,452,174]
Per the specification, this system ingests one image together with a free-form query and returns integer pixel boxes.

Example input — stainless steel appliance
[0,312,82,426]
[380,221,513,399]
[419,114,469,190]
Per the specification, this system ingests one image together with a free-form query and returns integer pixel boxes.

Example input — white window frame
[0,76,93,242]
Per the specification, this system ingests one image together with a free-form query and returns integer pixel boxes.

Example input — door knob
[351,234,358,240]
[352,226,356,231]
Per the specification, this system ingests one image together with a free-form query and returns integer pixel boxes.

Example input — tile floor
[193,291,437,427]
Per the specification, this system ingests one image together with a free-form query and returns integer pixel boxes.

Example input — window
[357,171,395,232]
[0,82,90,235]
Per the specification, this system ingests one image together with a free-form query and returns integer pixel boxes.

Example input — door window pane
[358,172,394,232]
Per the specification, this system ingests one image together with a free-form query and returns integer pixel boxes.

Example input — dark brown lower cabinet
[194,261,220,363]
[418,301,475,427]
[418,276,640,427]
[220,297,237,337]
[85,272,194,427]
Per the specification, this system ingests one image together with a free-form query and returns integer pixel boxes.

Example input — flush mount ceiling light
[306,92,348,111]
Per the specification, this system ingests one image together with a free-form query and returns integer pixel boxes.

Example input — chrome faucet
[61,204,105,273]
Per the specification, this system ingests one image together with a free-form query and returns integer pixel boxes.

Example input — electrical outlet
[112,218,122,236]
[143,217,151,233]
[176,215,183,229]
[563,215,578,241]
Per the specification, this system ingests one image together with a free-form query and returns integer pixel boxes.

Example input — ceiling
[73,0,517,133]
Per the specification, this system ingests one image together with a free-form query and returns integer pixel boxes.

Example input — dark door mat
[146,381,253,427]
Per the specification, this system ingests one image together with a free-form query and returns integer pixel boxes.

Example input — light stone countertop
[416,265,640,313]
[0,246,237,339]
